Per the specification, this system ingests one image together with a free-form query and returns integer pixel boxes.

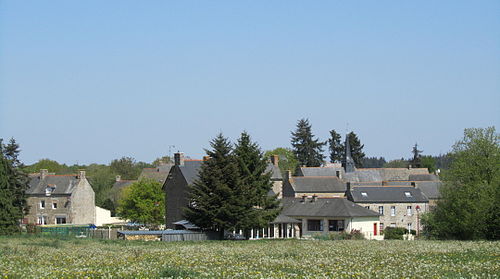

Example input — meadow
[0,236,498,278]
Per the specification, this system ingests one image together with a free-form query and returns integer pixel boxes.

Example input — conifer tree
[291,119,325,167]
[410,143,423,168]
[234,132,280,230]
[328,129,343,163]
[185,134,246,238]
[346,132,365,168]
[0,139,29,235]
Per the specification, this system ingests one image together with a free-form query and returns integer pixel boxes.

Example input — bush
[383,227,415,240]
[312,230,365,240]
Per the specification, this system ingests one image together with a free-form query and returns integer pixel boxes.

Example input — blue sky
[1,1,499,165]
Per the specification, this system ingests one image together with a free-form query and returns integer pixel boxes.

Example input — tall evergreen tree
[346,132,365,168]
[185,134,246,238]
[234,132,280,230]
[328,130,343,163]
[410,143,423,168]
[291,119,325,167]
[0,139,29,235]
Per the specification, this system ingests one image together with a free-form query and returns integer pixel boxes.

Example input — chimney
[271,155,279,166]
[174,152,185,166]
[285,170,292,181]
[116,175,121,182]
[40,169,48,180]
[411,182,416,187]
[78,170,86,180]
[301,195,307,203]
[336,170,342,179]
[346,182,351,193]
[203,156,210,161]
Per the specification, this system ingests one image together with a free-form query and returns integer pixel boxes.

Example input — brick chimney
[116,175,121,182]
[40,169,48,180]
[78,170,86,180]
[270,155,279,166]
[174,152,185,166]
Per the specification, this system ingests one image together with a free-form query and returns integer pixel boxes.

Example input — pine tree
[328,130,343,163]
[346,132,365,168]
[291,119,325,167]
[185,134,246,238]
[0,139,29,235]
[234,132,280,230]
[410,143,423,168]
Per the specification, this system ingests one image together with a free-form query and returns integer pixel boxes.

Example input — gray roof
[112,180,135,191]
[349,186,428,203]
[271,214,301,224]
[282,198,380,218]
[27,175,81,195]
[298,167,342,177]
[290,176,346,193]
[265,163,283,180]
[409,174,440,181]
[344,168,430,182]
[139,164,173,184]
[179,160,203,185]
[414,181,442,199]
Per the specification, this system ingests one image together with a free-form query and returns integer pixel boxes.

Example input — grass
[0,235,498,278]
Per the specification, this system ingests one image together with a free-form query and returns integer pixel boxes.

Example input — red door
[373,223,378,236]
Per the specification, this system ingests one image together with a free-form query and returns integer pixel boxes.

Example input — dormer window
[45,184,56,196]
[404,192,412,198]
[361,192,368,197]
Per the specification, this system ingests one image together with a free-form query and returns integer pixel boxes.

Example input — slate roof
[349,186,428,203]
[179,160,203,185]
[281,198,380,218]
[298,166,342,177]
[414,181,442,199]
[27,175,80,195]
[271,214,301,224]
[290,176,346,193]
[139,164,173,184]
[409,174,440,181]
[112,180,135,191]
[265,162,283,180]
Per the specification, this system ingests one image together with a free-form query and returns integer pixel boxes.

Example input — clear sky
[1,1,499,165]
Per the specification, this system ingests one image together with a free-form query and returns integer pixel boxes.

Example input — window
[56,217,66,224]
[307,220,323,231]
[390,223,396,228]
[404,192,412,198]
[407,223,412,231]
[361,192,368,197]
[378,206,384,215]
[40,200,45,209]
[390,206,396,216]
[52,202,58,209]
[380,223,384,232]
[328,220,344,232]
[407,206,412,216]
[365,206,370,209]
[37,216,47,225]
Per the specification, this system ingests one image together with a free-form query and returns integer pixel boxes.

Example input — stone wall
[70,178,96,224]
[357,202,428,232]
[26,196,72,224]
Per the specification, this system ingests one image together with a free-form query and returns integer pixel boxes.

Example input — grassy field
[0,236,498,278]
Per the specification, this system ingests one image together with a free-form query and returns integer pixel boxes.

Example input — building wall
[347,217,382,240]
[165,167,189,229]
[357,202,427,232]
[271,180,283,199]
[70,178,96,224]
[26,195,72,224]
[95,206,125,226]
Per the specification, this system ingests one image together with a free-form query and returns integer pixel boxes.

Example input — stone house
[163,153,283,229]
[345,184,428,233]
[282,171,346,198]
[274,197,382,239]
[139,163,174,185]
[25,170,95,225]
[109,175,136,205]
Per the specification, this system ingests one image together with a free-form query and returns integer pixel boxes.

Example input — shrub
[383,227,413,240]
